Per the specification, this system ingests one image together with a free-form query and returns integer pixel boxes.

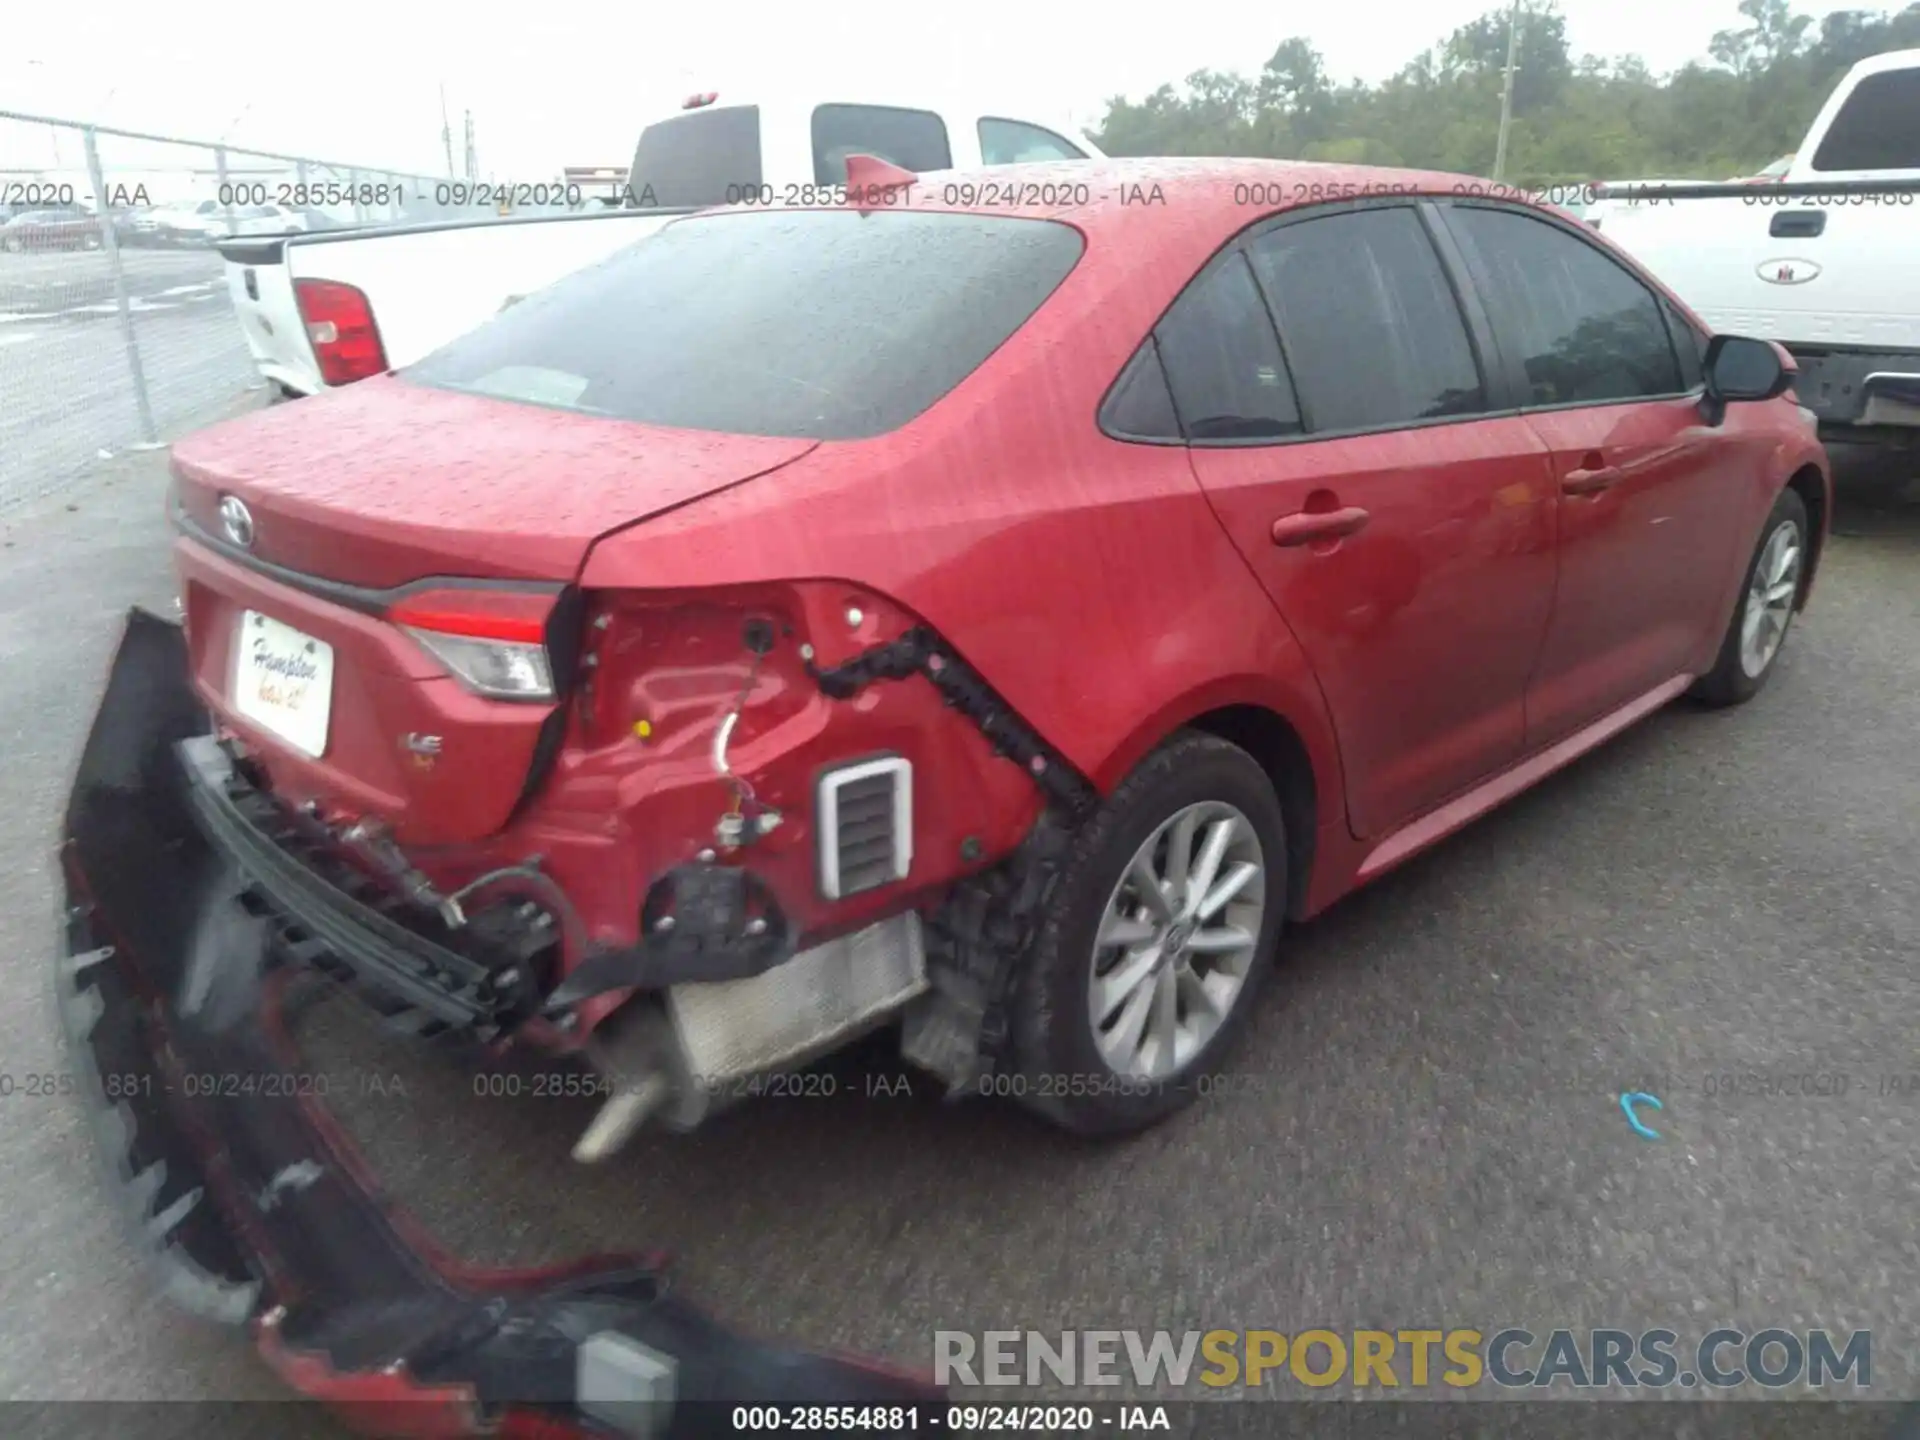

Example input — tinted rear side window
[1811,70,1920,172]
[403,209,1084,440]
[629,106,763,207]
[812,105,952,184]
[1446,204,1681,405]
[1152,253,1303,441]
[1100,341,1181,440]
[1246,207,1486,434]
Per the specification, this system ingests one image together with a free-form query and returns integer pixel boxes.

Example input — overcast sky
[3,0,1875,178]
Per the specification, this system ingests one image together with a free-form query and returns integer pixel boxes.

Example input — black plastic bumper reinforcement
[181,723,804,1030]
[180,734,523,1038]
[56,607,945,1437]
[805,625,1101,822]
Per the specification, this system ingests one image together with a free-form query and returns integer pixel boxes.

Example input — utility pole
[1492,0,1523,182]
[440,82,456,179]
[463,111,478,181]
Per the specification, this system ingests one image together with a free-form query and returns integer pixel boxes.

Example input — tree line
[1089,0,1920,185]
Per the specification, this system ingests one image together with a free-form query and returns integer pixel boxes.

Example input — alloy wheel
[1086,801,1266,1079]
[1739,519,1802,678]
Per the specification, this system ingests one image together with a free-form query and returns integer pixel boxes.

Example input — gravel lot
[0,437,1915,1434]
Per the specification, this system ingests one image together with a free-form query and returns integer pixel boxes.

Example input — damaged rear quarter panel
[574,250,1347,880]
[493,584,1046,959]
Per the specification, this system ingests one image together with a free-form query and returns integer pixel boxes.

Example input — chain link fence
[0,110,554,517]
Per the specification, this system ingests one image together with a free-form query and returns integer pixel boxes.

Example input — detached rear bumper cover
[56,608,942,1438]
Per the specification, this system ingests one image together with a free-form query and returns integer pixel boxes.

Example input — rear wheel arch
[1090,685,1334,923]
[1183,706,1318,922]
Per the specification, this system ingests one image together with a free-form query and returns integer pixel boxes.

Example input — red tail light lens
[388,587,559,701]
[294,278,388,386]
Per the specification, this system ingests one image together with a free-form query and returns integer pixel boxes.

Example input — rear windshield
[402,208,1086,440]
[1810,69,1920,172]
[628,106,763,208]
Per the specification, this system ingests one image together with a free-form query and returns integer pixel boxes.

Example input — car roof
[664,157,1599,307]
[850,156,1548,233]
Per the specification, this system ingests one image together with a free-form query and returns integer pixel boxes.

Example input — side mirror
[1701,334,1795,425]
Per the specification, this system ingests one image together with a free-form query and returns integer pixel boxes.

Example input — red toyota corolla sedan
[148,157,1828,1146]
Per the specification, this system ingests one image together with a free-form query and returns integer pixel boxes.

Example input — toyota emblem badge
[218,494,256,549]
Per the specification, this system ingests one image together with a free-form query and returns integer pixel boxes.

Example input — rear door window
[1245,206,1488,434]
[1810,69,1920,172]
[812,104,952,184]
[403,208,1083,440]
[1151,253,1304,442]
[629,105,763,208]
[979,118,1088,165]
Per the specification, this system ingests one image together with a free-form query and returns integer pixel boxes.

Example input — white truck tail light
[293,278,388,386]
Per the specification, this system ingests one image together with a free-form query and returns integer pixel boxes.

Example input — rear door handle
[1271,506,1370,547]
[1561,467,1620,497]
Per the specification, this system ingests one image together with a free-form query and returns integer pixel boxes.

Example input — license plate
[233,610,334,757]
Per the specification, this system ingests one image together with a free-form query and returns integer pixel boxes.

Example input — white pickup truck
[1595,48,1920,449]
[220,90,1106,400]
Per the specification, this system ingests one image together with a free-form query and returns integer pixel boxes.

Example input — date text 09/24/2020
[727,1404,1172,1433]
[9,1067,1919,1106]
[10,1068,1919,1105]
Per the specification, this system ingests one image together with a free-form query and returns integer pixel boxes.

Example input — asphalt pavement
[0,246,226,317]
[0,247,257,515]
[0,440,1915,1433]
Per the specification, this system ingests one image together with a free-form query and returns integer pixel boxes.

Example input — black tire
[1007,731,1287,1136]
[1690,486,1810,708]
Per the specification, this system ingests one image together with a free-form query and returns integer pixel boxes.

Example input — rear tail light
[388,588,559,701]
[293,278,388,386]
[682,91,719,109]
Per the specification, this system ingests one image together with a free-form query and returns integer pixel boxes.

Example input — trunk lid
[170,376,817,843]
[170,374,819,589]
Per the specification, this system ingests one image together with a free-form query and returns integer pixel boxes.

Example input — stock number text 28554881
[727,1403,1146,1433]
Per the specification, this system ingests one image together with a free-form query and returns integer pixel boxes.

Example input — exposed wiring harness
[444,862,593,962]
[802,625,1099,821]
